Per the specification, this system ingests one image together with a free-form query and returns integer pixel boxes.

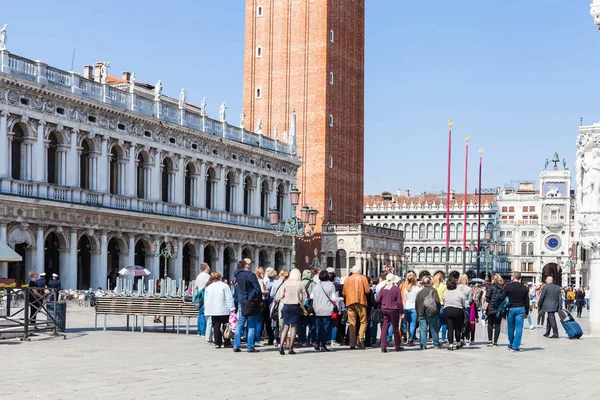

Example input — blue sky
[2,1,598,195]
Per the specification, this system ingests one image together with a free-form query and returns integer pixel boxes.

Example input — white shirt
[585,289,591,299]
[403,286,422,310]
[195,271,210,290]
[375,281,386,296]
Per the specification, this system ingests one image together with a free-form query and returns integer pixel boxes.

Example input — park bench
[95,297,197,334]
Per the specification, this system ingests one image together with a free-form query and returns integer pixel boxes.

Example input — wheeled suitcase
[558,309,575,323]
[561,319,583,339]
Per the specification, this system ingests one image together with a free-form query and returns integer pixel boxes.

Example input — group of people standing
[193,259,586,355]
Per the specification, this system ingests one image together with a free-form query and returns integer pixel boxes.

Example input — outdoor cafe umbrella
[118,265,151,277]
[469,278,486,284]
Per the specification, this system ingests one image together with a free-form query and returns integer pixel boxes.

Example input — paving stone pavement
[1,306,600,400]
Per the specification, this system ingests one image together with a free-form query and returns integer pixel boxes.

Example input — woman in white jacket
[204,272,236,348]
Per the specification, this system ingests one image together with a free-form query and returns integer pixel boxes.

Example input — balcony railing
[0,179,274,230]
[0,51,295,157]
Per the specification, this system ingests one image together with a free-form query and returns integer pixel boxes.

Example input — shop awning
[0,241,21,262]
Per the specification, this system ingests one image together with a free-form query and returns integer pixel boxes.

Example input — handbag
[496,296,510,319]
[241,273,262,317]
[303,280,315,316]
[340,309,348,325]
[369,304,383,323]
[270,280,285,320]
[320,283,339,314]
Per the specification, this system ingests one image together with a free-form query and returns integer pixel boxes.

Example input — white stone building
[0,44,300,290]
[496,154,581,285]
[364,190,500,279]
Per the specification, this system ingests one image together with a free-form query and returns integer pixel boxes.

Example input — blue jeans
[234,303,258,351]
[439,306,447,341]
[419,315,440,348]
[586,299,590,310]
[255,311,264,344]
[197,308,206,335]
[331,322,338,342]
[406,308,417,341]
[316,316,331,347]
[299,315,317,343]
[507,307,526,350]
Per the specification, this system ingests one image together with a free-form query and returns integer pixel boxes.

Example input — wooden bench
[95,297,198,333]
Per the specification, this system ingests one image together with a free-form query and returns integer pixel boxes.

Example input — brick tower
[243,0,365,267]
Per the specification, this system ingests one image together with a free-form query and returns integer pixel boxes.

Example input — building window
[523,206,528,212]
[330,72,334,85]
[256,46,262,57]
[257,6,263,17]
[509,206,515,212]
[329,114,333,127]
[328,198,333,211]
[330,29,334,42]
[501,206,507,212]
[329,156,333,168]
[530,206,536,212]
[255,87,261,99]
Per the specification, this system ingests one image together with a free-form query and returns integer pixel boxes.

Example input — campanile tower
[243,0,365,261]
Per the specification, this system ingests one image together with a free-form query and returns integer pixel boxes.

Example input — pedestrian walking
[195,263,211,337]
[403,274,422,347]
[498,272,530,352]
[538,276,561,339]
[342,265,371,349]
[576,288,586,318]
[311,270,338,352]
[233,258,262,353]
[484,274,504,347]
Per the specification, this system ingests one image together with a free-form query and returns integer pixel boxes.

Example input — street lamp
[152,236,179,280]
[469,227,499,281]
[269,186,318,269]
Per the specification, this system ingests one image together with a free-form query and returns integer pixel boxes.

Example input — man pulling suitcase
[538,276,561,338]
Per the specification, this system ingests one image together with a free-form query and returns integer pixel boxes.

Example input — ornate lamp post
[305,247,322,269]
[269,187,318,269]
[151,236,179,280]
[469,227,498,281]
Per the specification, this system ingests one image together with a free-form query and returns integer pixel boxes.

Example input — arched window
[225,171,236,212]
[260,180,269,218]
[419,248,425,263]
[243,176,253,215]
[434,224,441,240]
[412,224,418,239]
[328,198,333,211]
[109,147,119,195]
[330,72,334,85]
[426,247,433,263]
[521,242,527,256]
[206,167,216,210]
[419,224,425,239]
[137,152,148,199]
[441,247,447,263]
[11,124,24,180]
[47,132,59,184]
[277,183,285,219]
[161,157,174,203]
[255,87,262,99]
[472,223,478,240]
[411,247,418,263]
[80,140,92,190]
[528,243,534,256]
[449,247,456,263]
[450,223,456,240]
[457,247,462,264]
[330,29,334,42]
[506,243,512,255]
[404,225,410,240]
[257,5,263,16]
[329,114,333,127]
[256,46,263,57]
[426,224,433,239]
[433,247,440,263]
[184,163,194,206]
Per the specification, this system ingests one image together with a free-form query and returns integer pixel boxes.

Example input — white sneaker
[529,325,535,330]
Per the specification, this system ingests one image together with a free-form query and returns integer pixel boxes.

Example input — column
[98,136,108,192]
[236,172,244,214]
[346,253,350,277]
[576,267,581,288]
[59,249,69,288]
[269,249,276,269]
[197,161,206,208]
[198,242,205,269]
[69,230,78,290]
[34,120,46,182]
[285,250,291,270]
[0,111,8,177]
[269,178,278,211]
[217,166,225,210]
[68,129,79,186]
[151,251,160,279]
[254,246,260,270]
[175,156,184,204]
[98,232,108,290]
[254,174,262,217]
[589,256,600,334]
[127,144,136,197]
[128,235,135,267]
[217,243,224,274]
[174,239,183,280]
[35,226,44,275]
[283,182,292,220]
[0,223,7,278]
[23,139,33,180]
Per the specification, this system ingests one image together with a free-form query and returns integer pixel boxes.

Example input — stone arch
[77,231,101,252]
[223,245,237,281]
[274,250,285,271]
[43,228,69,249]
[418,270,431,279]
[259,249,270,268]
[203,243,218,271]
[7,225,35,282]
[134,237,152,268]
[242,247,253,260]
[449,270,461,280]
[7,225,35,248]
[336,248,347,274]
[182,241,198,282]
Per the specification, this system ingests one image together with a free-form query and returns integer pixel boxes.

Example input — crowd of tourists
[193,259,588,354]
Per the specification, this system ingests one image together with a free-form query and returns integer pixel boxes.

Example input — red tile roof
[364,193,496,207]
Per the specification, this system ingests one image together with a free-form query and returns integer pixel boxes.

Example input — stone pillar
[151,149,161,200]
[254,246,260,270]
[0,223,7,278]
[22,139,34,181]
[576,267,582,288]
[59,249,69,288]
[198,242,206,267]
[98,232,108,290]
[69,230,78,290]
[0,110,8,177]
[254,174,262,217]
[236,171,244,214]
[68,129,79,187]
[34,120,46,182]
[127,144,137,197]
[285,250,291,270]
[151,251,160,280]
[346,253,350,277]
[174,239,184,280]
[35,226,44,276]
[269,178,278,212]
[217,166,225,211]
[217,243,224,274]
[175,157,184,204]
[128,235,135,267]
[197,162,206,209]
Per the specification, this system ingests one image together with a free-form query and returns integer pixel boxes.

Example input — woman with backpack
[204,272,236,349]
[484,274,505,347]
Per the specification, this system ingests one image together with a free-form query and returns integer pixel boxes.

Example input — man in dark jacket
[498,272,530,352]
[415,277,441,349]
[538,276,561,338]
[233,258,261,353]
